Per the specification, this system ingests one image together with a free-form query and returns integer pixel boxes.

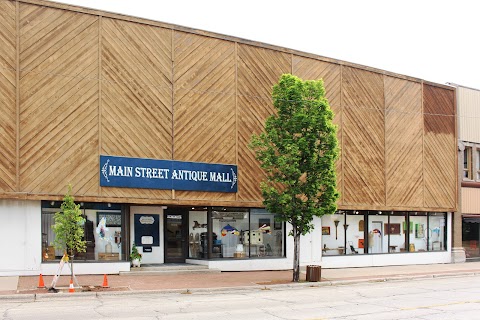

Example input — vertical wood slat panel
[100,18,172,200]
[342,67,385,206]
[0,0,16,192]
[292,56,343,204]
[461,188,480,213]
[173,31,236,201]
[385,77,423,207]
[457,86,480,143]
[19,4,99,195]
[423,84,456,209]
[237,44,291,201]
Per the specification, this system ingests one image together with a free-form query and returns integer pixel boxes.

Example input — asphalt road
[1,275,480,319]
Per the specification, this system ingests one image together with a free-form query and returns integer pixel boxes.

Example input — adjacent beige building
[450,84,480,261]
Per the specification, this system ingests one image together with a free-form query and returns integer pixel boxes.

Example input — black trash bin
[306,265,321,282]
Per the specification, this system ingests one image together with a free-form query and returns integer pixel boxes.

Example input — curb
[1,272,479,301]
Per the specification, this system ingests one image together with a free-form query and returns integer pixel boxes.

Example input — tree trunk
[70,250,74,282]
[292,226,301,282]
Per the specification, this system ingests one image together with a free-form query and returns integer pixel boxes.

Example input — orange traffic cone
[68,279,75,293]
[37,274,45,288]
[102,274,109,288]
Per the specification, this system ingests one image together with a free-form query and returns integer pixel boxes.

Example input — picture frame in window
[384,223,401,235]
[402,221,413,234]
[97,212,122,227]
[415,223,425,238]
[322,226,330,235]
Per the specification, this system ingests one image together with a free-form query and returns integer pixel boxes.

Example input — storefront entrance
[463,216,480,260]
[164,208,188,263]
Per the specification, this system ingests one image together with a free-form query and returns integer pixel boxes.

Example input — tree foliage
[250,74,339,281]
[53,185,86,259]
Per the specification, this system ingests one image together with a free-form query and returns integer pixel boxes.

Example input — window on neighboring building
[476,149,480,180]
[464,146,473,179]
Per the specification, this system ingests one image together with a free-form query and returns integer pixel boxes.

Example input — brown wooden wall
[385,77,423,208]
[292,57,342,205]
[423,85,456,209]
[0,0,457,212]
[0,0,16,192]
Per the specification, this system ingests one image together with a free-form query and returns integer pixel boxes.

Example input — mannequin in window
[369,228,382,253]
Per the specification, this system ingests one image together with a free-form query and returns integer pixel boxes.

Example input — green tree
[250,74,339,282]
[52,185,86,281]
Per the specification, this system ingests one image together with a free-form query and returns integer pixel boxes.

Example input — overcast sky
[47,0,480,90]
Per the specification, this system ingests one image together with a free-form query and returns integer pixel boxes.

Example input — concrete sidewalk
[2,262,480,298]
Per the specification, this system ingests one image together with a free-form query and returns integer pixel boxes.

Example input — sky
[47,0,480,90]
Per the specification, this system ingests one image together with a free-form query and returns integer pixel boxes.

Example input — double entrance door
[164,208,189,263]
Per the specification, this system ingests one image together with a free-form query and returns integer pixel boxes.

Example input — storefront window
[386,212,406,253]
[41,201,125,262]
[211,207,249,258]
[367,211,389,254]
[463,217,480,259]
[322,211,346,255]
[188,209,207,258]
[428,212,446,251]
[250,209,284,257]
[408,212,428,252]
[321,211,446,256]
[346,211,365,254]
[195,207,286,259]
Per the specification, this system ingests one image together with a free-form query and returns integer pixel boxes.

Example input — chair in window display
[348,241,358,254]
[265,243,273,256]
[200,232,221,258]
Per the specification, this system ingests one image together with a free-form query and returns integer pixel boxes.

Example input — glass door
[164,208,188,263]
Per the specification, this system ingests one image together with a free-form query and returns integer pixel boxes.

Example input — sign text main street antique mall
[100,155,238,193]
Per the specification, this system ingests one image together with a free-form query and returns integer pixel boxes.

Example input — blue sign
[100,155,238,193]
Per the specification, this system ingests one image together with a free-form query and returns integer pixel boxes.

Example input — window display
[409,212,428,252]
[321,211,446,256]
[386,212,406,253]
[41,201,124,262]
[250,209,284,257]
[188,207,285,259]
[346,212,364,254]
[322,212,346,255]
[427,212,446,251]
[188,209,208,258]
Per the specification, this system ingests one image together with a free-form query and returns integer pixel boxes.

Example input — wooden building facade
[0,0,457,275]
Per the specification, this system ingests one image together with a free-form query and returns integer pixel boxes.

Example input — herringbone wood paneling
[1,1,457,210]
[101,18,172,200]
[342,67,385,206]
[0,0,16,192]
[173,32,236,201]
[292,56,343,204]
[423,84,456,209]
[385,77,423,207]
[237,44,291,201]
[19,4,99,195]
